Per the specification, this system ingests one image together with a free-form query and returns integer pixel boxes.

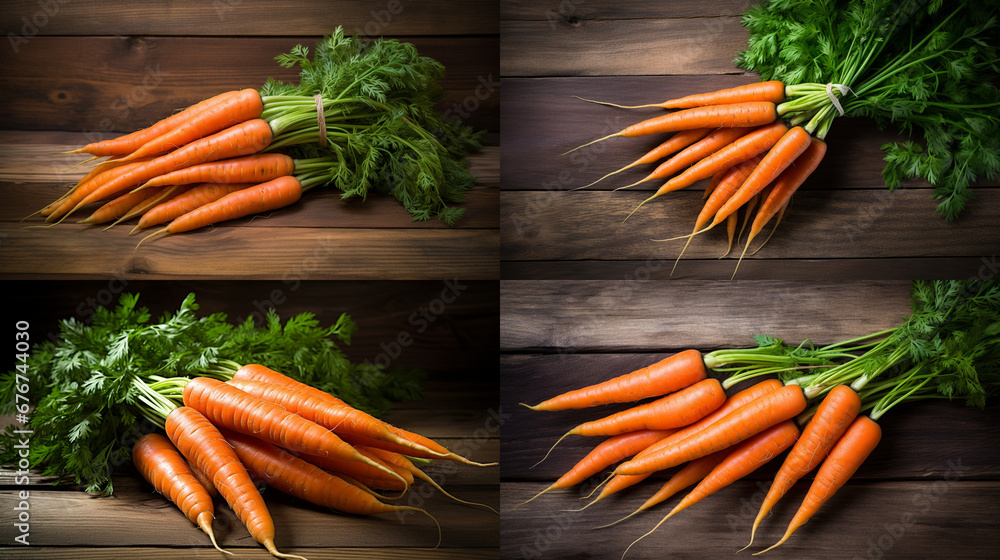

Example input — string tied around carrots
[824,83,853,116]
[314,94,327,147]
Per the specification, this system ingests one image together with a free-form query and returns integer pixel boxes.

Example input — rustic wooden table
[0,281,500,559]
[0,1,500,280]
[499,2,1000,279]
[500,280,1000,559]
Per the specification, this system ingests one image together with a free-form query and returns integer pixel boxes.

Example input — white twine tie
[825,83,853,116]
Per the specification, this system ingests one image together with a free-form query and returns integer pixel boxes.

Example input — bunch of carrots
[131,363,496,559]
[512,281,999,556]
[569,81,823,276]
[33,29,482,235]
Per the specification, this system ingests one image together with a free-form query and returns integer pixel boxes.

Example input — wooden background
[0,0,500,280]
[499,1,1000,279]
[0,281,500,559]
[500,280,1000,559]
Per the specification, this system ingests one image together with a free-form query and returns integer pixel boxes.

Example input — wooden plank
[502,0,756,20]
[0,224,500,279]
[0,548,500,560]
[500,481,1000,559]
[500,189,1000,262]
[6,281,499,382]
[0,0,500,36]
[500,257,1000,281]
[500,18,747,76]
[500,354,1000,481]
[499,77,999,191]
[499,280,913,350]
[0,486,498,548]
[0,36,499,133]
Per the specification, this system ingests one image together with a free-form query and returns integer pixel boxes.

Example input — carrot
[536,379,725,465]
[522,349,707,411]
[624,421,801,557]
[626,378,781,466]
[565,102,777,153]
[704,170,726,200]
[615,383,806,476]
[165,406,304,560]
[225,363,489,466]
[757,415,881,555]
[136,153,295,190]
[722,211,738,258]
[106,185,190,230]
[744,138,827,253]
[45,158,156,222]
[225,378,427,452]
[577,81,786,110]
[132,433,230,555]
[616,127,752,191]
[120,89,264,162]
[59,119,274,221]
[140,176,301,242]
[748,385,860,548]
[222,429,429,518]
[574,470,654,512]
[600,451,729,528]
[512,429,676,509]
[133,182,254,231]
[301,449,410,493]
[78,186,167,224]
[40,155,138,217]
[359,446,499,513]
[576,128,713,190]
[185,458,219,499]
[181,377,404,485]
[627,122,788,220]
[65,90,236,157]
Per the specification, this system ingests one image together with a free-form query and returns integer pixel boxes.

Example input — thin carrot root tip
[508,485,552,512]
[263,539,309,560]
[571,95,660,110]
[622,195,655,223]
[753,535,790,556]
[196,513,233,556]
[594,509,640,530]
[403,506,442,549]
[518,402,540,411]
[135,227,169,250]
[416,469,499,514]
[563,132,621,156]
[531,430,573,469]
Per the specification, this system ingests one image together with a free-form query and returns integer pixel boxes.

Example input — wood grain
[0,0,499,36]
[502,0,756,20]
[500,481,1000,560]
[0,548,500,560]
[501,18,748,77]
[500,280,913,351]
[501,354,1000,481]
[0,36,499,132]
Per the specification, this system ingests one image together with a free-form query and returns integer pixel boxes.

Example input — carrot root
[196,511,233,556]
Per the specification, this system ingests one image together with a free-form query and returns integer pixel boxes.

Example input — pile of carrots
[132,363,496,559]
[513,350,878,556]
[571,81,825,276]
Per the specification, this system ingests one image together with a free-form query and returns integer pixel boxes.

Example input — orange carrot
[616,127,752,191]
[615,384,806,476]
[522,349,706,411]
[625,421,800,557]
[602,451,729,528]
[566,102,777,153]
[225,378,430,453]
[132,433,230,555]
[513,429,676,509]
[165,406,304,560]
[137,153,295,189]
[713,126,812,227]
[45,158,156,222]
[120,89,264,162]
[59,119,274,221]
[578,81,786,110]
[536,379,725,465]
[576,128,713,190]
[185,458,219,499]
[745,138,827,251]
[300,449,410,492]
[143,176,300,240]
[757,416,881,555]
[704,170,726,200]
[133,183,254,231]
[628,378,781,465]
[65,90,236,157]
[107,185,190,229]
[750,386,861,549]
[78,186,167,224]
[628,121,789,219]
[181,377,402,484]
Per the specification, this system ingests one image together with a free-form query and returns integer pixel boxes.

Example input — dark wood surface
[0,281,500,558]
[500,280,1000,559]
[499,9,1000,279]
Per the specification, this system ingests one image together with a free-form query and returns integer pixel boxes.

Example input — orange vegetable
[137,153,295,189]
[617,127,753,191]
[578,81,786,110]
